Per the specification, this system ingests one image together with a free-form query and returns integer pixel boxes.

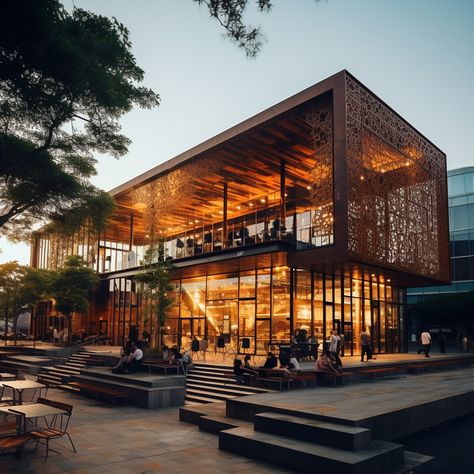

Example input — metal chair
[30,399,76,461]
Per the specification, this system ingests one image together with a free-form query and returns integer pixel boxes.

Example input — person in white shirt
[127,344,144,373]
[420,330,432,358]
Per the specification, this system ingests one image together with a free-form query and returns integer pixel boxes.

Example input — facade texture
[31,71,449,356]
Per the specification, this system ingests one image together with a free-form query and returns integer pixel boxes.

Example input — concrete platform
[225,367,474,440]
[69,367,186,409]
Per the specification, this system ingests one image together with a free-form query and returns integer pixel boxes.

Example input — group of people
[112,339,144,374]
[48,326,69,343]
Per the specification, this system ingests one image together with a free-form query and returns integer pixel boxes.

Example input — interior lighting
[249,203,254,207]
[195,219,199,223]
[360,175,365,180]
[306,186,311,190]
[188,221,193,225]
[236,205,241,210]
[260,198,266,203]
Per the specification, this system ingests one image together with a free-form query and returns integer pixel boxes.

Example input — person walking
[329,330,343,369]
[420,329,432,358]
[360,327,371,362]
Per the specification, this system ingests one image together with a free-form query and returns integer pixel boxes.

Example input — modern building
[30,70,450,356]
[407,167,474,333]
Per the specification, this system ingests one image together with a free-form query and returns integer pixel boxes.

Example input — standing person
[438,331,446,354]
[329,330,343,368]
[420,329,432,358]
[53,327,59,343]
[360,327,371,362]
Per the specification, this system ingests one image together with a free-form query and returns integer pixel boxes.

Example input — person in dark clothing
[262,352,278,369]
[233,358,245,384]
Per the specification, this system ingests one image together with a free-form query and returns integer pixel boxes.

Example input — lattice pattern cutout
[346,76,449,281]
[306,94,334,245]
[131,157,223,238]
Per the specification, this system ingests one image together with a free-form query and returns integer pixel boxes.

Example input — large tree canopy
[0,0,159,239]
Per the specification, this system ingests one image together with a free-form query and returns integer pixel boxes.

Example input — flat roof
[109,69,445,198]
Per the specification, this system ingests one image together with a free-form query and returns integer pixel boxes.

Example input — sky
[1,0,473,264]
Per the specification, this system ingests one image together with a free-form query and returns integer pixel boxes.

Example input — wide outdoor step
[186,388,232,402]
[42,367,79,377]
[254,412,372,451]
[199,415,244,434]
[193,363,233,371]
[187,382,263,398]
[54,365,82,373]
[185,393,219,404]
[186,373,236,384]
[219,427,404,474]
[57,384,80,393]
[37,373,62,384]
[186,377,270,393]
[64,362,85,368]
[188,369,233,378]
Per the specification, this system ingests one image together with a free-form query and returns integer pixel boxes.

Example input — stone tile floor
[0,388,291,474]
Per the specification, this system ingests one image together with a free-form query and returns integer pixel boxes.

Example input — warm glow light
[260,198,265,203]
[188,221,193,225]
[360,175,365,180]
[236,205,241,210]
[249,203,254,207]
[306,186,311,190]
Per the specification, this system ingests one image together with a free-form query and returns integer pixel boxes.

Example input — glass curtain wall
[102,266,405,353]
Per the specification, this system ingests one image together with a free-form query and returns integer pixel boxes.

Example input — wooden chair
[0,386,13,406]
[0,434,30,466]
[29,399,76,461]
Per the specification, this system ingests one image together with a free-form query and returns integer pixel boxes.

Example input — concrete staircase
[185,363,271,404]
[37,351,97,388]
[181,402,433,473]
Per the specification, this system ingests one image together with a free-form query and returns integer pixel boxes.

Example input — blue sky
[1,0,473,263]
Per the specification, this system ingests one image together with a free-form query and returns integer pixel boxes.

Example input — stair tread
[186,394,219,403]
[186,388,234,400]
[221,427,402,463]
[187,382,263,397]
[256,412,371,435]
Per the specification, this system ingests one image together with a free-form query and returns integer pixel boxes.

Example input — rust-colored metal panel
[345,74,450,283]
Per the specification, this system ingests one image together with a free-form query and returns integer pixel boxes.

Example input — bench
[68,382,128,408]
[358,367,401,381]
[143,359,185,375]
[314,371,354,387]
[292,371,316,388]
[257,377,293,391]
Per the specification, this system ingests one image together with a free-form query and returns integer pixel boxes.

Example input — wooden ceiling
[104,96,328,243]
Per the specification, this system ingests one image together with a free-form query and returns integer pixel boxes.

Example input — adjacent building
[407,167,474,333]
[30,70,450,356]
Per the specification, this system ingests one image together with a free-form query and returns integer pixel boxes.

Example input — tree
[0,0,159,239]
[134,242,175,350]
[0,261,51,345]
[51,255,99,341]
[194,0,273,58]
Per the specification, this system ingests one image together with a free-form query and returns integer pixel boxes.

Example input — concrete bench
[359,367,400,381]
[69,381,128,407]
[314,371,354,387]
[257,377,293,391]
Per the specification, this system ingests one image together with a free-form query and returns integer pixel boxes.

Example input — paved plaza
[1,354,473,473]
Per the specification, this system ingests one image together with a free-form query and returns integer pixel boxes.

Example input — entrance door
[205,300,238,351]
[178,318,206,351]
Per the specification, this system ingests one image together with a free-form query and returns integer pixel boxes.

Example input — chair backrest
[37,397,53,406]
[217,337,225,348]
[241,338,250,349]
[191,339,200,352]
[51,400,73,415]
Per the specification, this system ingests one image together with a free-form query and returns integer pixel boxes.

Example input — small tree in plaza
[0,261,51,344]
[51,255,99,342]
[134,242,175,351]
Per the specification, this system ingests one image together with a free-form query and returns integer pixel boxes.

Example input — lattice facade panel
[345,76,449,282]
[306,94,334,245]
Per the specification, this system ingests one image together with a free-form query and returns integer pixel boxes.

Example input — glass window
[468,204,474,228]
[272,266,290,342]
[450,205,469,230]
[257,268,271,318]
[239,270,256,298]
[464,173,474,194]
[448,174,465,196]
[207,273,238,300]
[453,257,471,281]
[453,233,470,256]
[450,196,467,206]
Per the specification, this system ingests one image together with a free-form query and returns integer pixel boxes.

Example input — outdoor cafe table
[1,380,46,405]
[0,404,67,436]
[0,373,16,381]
